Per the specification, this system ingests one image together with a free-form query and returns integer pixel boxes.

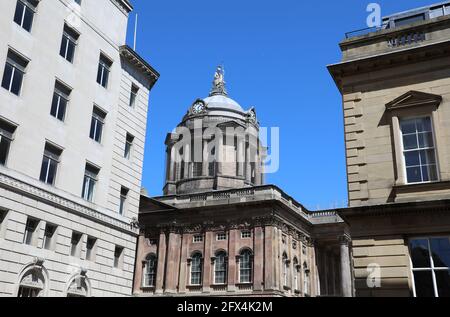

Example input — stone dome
[203,94,245,113]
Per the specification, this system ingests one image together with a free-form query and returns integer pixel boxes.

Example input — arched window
[190,252,203,286]
[143,254,157,288]
[67,274,90,297]
[282,253,289,287]
[303,262,310,296]
[293,257,299,291]
[17,261,48,298]
[239,249,253,284]
[214,251,227,285]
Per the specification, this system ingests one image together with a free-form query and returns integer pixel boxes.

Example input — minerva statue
[210,66,227,96]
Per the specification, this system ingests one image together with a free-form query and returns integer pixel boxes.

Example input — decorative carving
[247,107,257,124]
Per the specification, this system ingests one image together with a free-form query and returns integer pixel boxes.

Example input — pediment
[386,91,442,111]
[216,120,246,129]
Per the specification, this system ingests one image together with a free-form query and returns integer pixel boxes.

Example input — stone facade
[0,0,158,296]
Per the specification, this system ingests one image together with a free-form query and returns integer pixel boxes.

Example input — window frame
[216,233,227,241]
[142,254,157,288]
[114,246,124,269]
[97,54,112,89]
[408,236,450,298]
[213,251,228,285]
[399,115,440,185]
[23,217,39,246]
[239,249,253,284]
[14,0,37,33]
[70,231,82,258]
[82,163,99,202]
[241,230,252,239]
[59,24,79,63]
[0,119,17,166]
[189,252,203,286]
[39,143,62,186]
[42,223,57,250]
[86,236,97,262]
[193,235,203,243]
[2,51,28,96]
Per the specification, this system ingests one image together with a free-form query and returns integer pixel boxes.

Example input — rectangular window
[59,24,79,63]
[42,223,57,250]
[89,106,106,143]
[0,119,17,166]
[119,187,128,216]
[216,233,227,241]
[124,133,134,159]
[50,81,71,122]
[193,162,202,177]
[14,0,38,32]
[86,236,97,262]
[241,230,252,239]
[70,232,82,257]
[193,235,203,243]
[114,246,124,269]
[81,163,99,202]
[96,54,112,88]
[129,84,139,108]
[394,14,425,27]
[400,117,438,184]
[23,218,38,246]
[39,143,62,185]
[1,50,28,96]
[410,237,450,297]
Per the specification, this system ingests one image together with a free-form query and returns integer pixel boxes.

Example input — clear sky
[125,0,438,210]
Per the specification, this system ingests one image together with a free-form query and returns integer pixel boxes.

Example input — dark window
[39,143,62,185]
[86,236,97,261]
[124,133,134,159]
[23,218,38,245]
[190,253,203,285]
[82,163,99,202]
[143,254,157,287]
[89,106,106,143]
[0,119,17,166]
[96,54,112,88]
[50,81,71,121]
[43,224,56,250]
[1,50,28,96]
[114,246,123,268]
[129,84,139,107]
[70,232,82,257]
[394,14,425,27]
[119,187,128,215]
[214,252,227,285]
[239,250,253,283]
[14,0,38,32]
[59,24,79,63]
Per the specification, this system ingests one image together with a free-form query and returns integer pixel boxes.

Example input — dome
[203,94,244,113]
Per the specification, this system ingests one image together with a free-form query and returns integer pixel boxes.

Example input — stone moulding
[0,172,137,235]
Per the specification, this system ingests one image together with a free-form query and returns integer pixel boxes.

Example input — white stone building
[0,0,159,297]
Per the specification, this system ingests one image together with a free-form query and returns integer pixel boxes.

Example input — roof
[119,45,159,89]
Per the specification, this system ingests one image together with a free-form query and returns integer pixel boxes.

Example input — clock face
[192,102,205,114]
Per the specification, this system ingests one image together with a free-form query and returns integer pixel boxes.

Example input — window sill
[394,180,450,194]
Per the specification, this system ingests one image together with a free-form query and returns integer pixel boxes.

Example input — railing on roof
[345,23,389,39]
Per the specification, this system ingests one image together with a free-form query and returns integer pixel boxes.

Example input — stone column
[155,232,167,294]
[184,143,191,179]
[255,152,261,185]
[237,138,245,177]
[202,139,209,176]
[245,142,252,183]
[323,249,329,295]
[253,226,264,291]
[164,231,180,294]
[339,236,353,297]
[227,229,237,292]
[178,234,189,294]
[264,226,275,291]
[217,134,224,175]
[169,145,176,181]
[203,231,213,293]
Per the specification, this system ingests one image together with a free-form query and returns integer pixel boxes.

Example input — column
[253,226,264,291]
[237,138,245,177]
[155,232,167,294]
[178,234,189,294]
[203,231,213,293]
[227,229,237,292]
[164,231,180,294]
[255,152,261,185]
[323,249,329,295]
[184,143,191,179]
[217,134,223,175]
[264,226,275,291]
[202,139,209,176]
[339,236,353,297]
[245,142,251,183]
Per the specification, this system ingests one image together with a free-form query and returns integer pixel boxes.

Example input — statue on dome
[210,65,228,96]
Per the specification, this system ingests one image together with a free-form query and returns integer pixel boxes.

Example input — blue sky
[125,0,437,210]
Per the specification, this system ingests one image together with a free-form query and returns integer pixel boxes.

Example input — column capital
[338,234,351,246]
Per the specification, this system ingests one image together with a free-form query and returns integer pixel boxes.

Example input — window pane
[401,119,416,134]
[39,157,49,182]
[430,238,450,268]
[10,68,23,95]
[420,150,436,165]
[47,159,58,185]
[414,271,435,297]
[410,239,431,268]
[418,132,434,148]
[57,98,67,121]
[96,64,103,85]
[435,271,450,297]
[22,6,34,32]
[1,63,13,91]
[403,134,418,150]
[60,36,68,58]
[405,151,420,167]
[14,2,24,26]
[0,137,11,165]
[417,117,432,133]
[406,166,422,183]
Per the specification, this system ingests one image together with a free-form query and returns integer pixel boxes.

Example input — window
[216,233,227,241]
[0,119,17,166]
[400,117,438,184]
[143,254,157,288]
[50,81,71,121]
[394,14,425,27]
[119,187,129,216]
[239,249,253,284]
[193,235,203,243]
[0,210,7,228]
[241,230,251,239]
[39,143,62,185]
[193,162,202,177]
[82,163,99,202]
[114,246,124,269]
[190,252,203,286]
[214,251,227,285]
[410,237,450,297]
[2,50,28,96]
[86,236,97,262]
[97,54,112,88]
[70,232,82,257]
[59,24,79,63]
[129,84,139,108]
[14,0,38,32]
[89,106,106,143]
[42,223,57,250]
[23,218,38,246]
[124,133,134,159]
[282,253,289,287]
[293,258,300,291]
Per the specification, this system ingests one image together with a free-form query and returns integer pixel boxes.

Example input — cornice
[0,172,138,235]
[110,0,133,15]
[120,45,160,89]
